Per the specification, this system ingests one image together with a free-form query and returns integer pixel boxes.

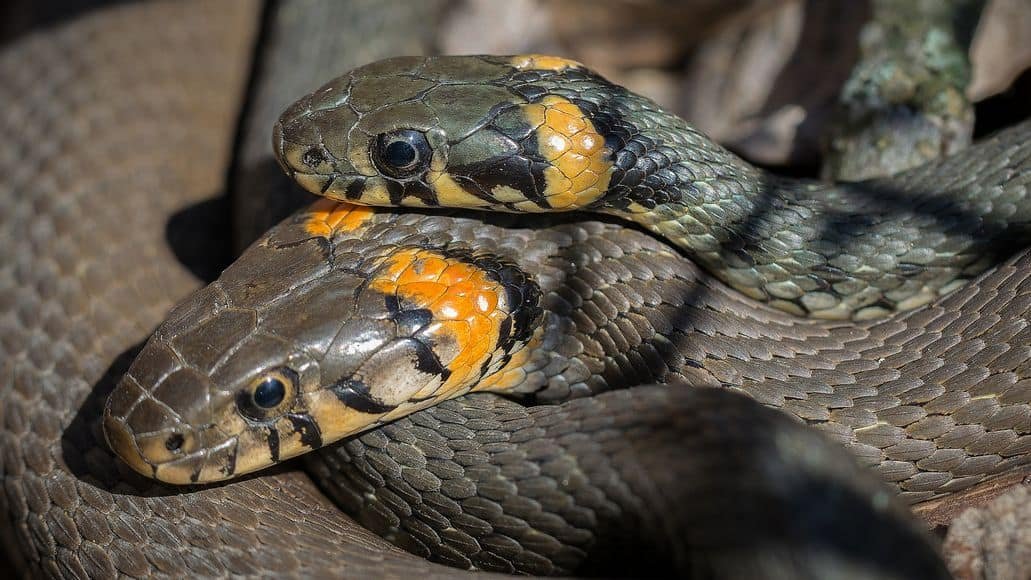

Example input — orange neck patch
[368,248,512,397]
[304,199,376,237]
[522,95,614,210]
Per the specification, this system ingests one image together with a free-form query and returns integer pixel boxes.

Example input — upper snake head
[273,54,626,213]
[104,205,541,484]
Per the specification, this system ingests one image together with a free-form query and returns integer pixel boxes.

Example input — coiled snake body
[2,1,1029,578]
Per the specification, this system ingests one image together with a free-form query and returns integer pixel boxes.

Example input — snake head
[273,54,627,213]
[103,205,541,484]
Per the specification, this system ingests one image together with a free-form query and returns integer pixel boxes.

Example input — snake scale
[1,0,1028,578]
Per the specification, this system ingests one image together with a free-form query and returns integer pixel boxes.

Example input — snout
[272,112,344,196]
[103,343,234,484]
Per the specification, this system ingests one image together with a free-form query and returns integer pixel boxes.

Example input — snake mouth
[103,412,241,485]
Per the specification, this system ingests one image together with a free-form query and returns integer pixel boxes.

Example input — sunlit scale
[521,95,614,210]
[369,248,509,398]
[304,199,377,237]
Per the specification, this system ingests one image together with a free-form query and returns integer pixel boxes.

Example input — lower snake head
[103,204,542,484]
[273,54,627,213]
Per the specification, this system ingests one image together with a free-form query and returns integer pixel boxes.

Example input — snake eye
[254,377,286,408]
[372,129,431,178]
[237,367,298,422]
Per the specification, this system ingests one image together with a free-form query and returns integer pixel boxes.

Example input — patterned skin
[104,201,541,484]
[274,55,1031,321]
[106,55,1030,498]
[91,50,1028,577]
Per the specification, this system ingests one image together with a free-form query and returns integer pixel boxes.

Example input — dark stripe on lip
[400,180,441,206]
[331,378,397,414]
[190,465,202,484]
[319,174,334,195]
[220,440,239,478]
[267,426,281,462]
[345,177,366,200]
[285,413,323,450]
[385,299,457,382]
[446,99,544,207]
[385,179,405,205]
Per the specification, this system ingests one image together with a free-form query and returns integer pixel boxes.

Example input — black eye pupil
[254,377,286,408]
[383,140,417,168]
[373,130,430,178]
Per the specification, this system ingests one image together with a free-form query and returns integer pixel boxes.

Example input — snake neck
[570,80,1031,319]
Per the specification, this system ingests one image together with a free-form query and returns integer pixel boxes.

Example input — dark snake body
[0,1,1026,578]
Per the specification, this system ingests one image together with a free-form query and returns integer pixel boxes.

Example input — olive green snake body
[1,1,1029,578]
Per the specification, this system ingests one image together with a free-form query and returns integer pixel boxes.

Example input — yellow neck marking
[304,199,376,237]
[522,95,614,209]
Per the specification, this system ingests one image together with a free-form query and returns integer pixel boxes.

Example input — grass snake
[1,1,1028,577]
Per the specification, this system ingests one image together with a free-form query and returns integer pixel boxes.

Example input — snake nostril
[302,148,325,168]
[165,433,185,454]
